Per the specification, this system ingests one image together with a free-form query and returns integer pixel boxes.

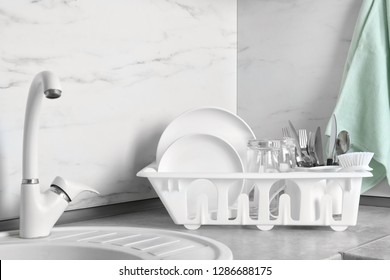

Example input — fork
[298,129,314,167]
[307,131,318,166]
[282,127,291,138]
[298,129,308,152]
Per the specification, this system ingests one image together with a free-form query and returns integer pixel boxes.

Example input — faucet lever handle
[51,176,99,202]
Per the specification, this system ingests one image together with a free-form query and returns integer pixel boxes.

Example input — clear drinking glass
[279,137,296,171]
[247,139,297,219]
[247,139,296,173]
[247,140,280,173]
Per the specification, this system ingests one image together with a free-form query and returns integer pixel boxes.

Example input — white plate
[158,134,244,216]
[294,166,342,172]
[156,107,256,168]
[339,166,373,172]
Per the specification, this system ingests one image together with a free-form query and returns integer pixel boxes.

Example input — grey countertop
[63,203,390,260]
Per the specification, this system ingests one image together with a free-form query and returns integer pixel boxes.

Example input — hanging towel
[329,0,390,193]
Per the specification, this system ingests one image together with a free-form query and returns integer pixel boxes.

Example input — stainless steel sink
[0,226,233,260]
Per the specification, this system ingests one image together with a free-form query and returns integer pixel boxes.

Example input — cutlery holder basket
[137,163,372,231]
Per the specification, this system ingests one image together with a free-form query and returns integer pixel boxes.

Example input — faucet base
[20,184,68,239]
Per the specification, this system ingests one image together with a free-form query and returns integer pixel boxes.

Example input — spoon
[336,130,351,155]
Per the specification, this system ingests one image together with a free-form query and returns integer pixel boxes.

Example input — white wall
[0,0,237,220]
[238,0,361,138]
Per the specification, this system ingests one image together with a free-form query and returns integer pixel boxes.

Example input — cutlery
[288,121,312,167]
[282,127,290,138]
[299,129,316,167]
[335,130,351,156]
[314,126,324,165]
[288,121,303,157]
[326,114,337,165]
[307,131,318,166]
[298,129,308,153]
[288,121,304,160]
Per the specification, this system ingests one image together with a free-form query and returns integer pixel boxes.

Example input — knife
[314,126,324,166]
[326,114,337,165]
[288,120,303,155]
[288,120,305,164]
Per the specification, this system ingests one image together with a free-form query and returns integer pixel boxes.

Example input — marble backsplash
[238,0,362,139]
[0,0,237,220]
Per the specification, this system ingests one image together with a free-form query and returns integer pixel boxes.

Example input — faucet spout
[22,71,62,181]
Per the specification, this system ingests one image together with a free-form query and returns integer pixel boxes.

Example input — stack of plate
[156,107,256,216]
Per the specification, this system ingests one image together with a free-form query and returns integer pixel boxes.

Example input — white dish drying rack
[137,163,372,231]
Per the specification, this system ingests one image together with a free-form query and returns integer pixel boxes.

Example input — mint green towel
[329,0,390,193]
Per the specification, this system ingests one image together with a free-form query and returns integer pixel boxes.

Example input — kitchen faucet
[20,71,99,238]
